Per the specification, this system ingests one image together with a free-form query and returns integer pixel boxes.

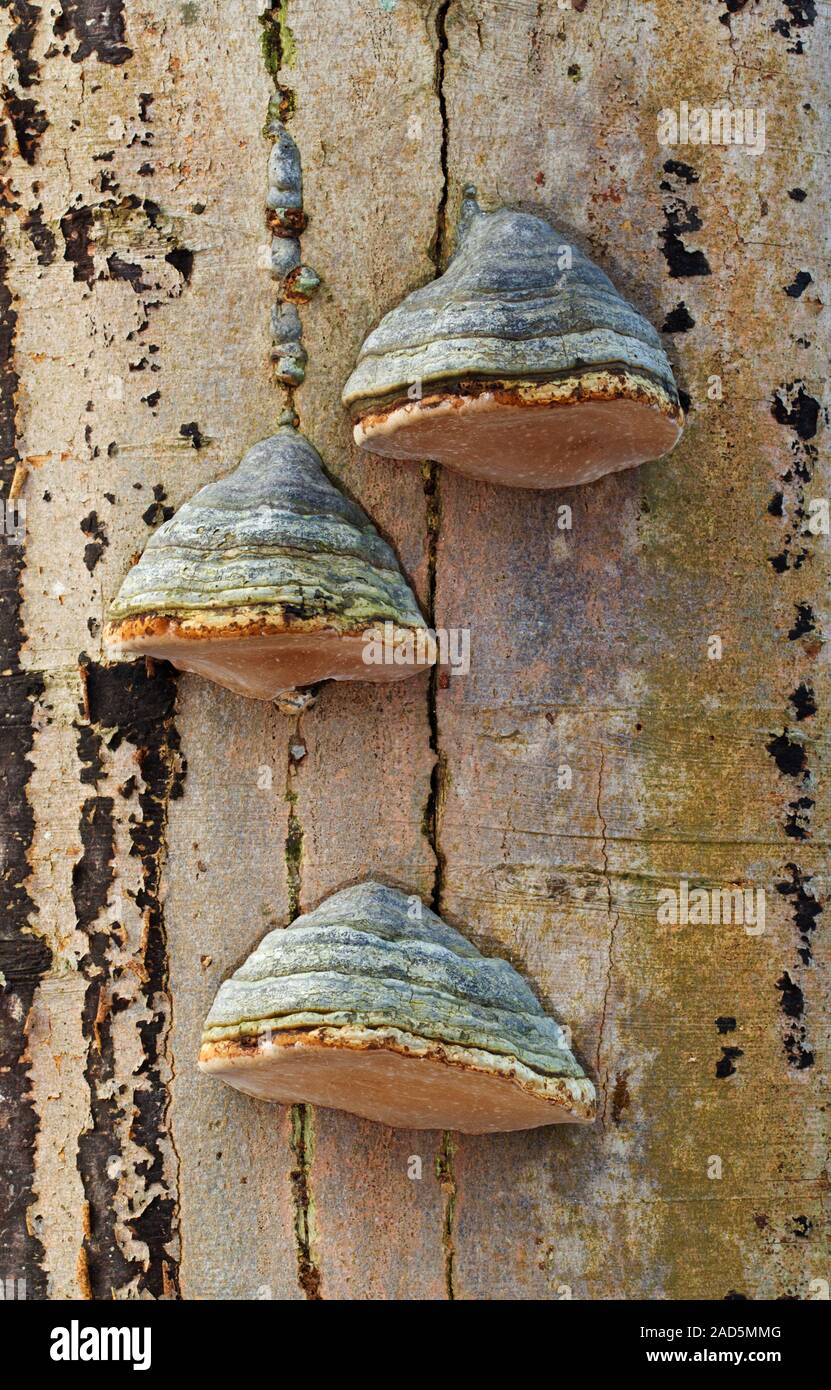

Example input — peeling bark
[0,226,49,1300]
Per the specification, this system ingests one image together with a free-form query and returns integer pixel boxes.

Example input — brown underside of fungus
[103,424,432,701]
[199,882,596,1133]
[342,189,683,489]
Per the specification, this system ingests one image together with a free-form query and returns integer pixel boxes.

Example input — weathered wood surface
[1,0,827,1300]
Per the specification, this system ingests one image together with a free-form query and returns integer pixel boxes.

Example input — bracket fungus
[104,423,432,701]
[343,188,684,489]
[199,882,596,1133]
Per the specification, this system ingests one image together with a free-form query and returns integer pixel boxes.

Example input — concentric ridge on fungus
[104,425,432,700]
[199,881,596,1132]
[342,188,684,489]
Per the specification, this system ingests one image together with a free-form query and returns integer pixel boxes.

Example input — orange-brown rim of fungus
[352,367,684,430]
[105,610,424,647]
[199,1027,597,1124]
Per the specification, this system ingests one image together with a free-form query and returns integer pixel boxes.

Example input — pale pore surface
[200,1029,596,1133]
[107,626,431,701]
[356,392,683,489]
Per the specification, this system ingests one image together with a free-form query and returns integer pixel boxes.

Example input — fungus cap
[343,191,683,489]
[104,426,432,700]
[199,882,596,1133]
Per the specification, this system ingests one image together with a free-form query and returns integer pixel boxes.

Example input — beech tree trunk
[1,0,827,1300]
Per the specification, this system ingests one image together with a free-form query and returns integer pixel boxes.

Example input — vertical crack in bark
[289,1100,321,1300]
[262,5,322,1298]
[594,744,619,1121]
[423,0,453,917]
[430,0,452,275]
[425,2,455,1300]
[0,226,50,1299]
[423,459,446,916]
[284,724,322,1298]
[435,1129,457,1300]
[284,713,304,923]
[284,718,321,1297]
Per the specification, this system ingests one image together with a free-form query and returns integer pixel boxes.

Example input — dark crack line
[282,708,321,1297]
[594,745,620,1122]
[424,0,455,1304]
[290,1101,321,1300]
[436,1130,457,1301]
[261,7,321,1299]
[423,0,453,920]
[431,0,452,273]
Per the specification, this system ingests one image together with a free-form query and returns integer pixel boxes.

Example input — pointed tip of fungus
[455,185,481,246]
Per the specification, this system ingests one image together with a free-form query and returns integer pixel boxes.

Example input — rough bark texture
[0,0,827,1300]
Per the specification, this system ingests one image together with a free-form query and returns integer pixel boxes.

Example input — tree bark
[0,0,827,1299]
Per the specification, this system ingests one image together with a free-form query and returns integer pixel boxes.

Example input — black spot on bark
[21,203,56,265]
[776,972,813,1069]
[662,158,699,184]
[775,863,821,968]
[60,204,95,284]
[164,246,193,282]
[84,660,175,732]
[141,484,173,526]
[716,1046,743,1078]
[778,972,803,1019]
[719,0,749,22]
[766,731,807,778]
[1,2,48,162]
[784,270,812,299]
[53,1,133,65]
[771,384,820,440]
[179,421,205,449]
[788,602,816,640]
[784,795,812,840]
[80,510,108,572]
[5,0,43,88]
[787,187,807,202]
[767,491,784,517]
[789,682,816,721]
[780,1,817,27]
[659,200,711,278]
[715,1016,736,1034]
[106,252,148,291]
[662,300,695,333]
[1,86,49,163]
